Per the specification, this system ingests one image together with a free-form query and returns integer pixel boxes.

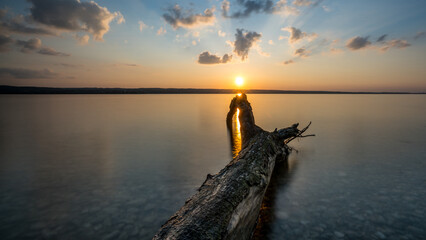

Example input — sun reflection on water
[232,108,242,158]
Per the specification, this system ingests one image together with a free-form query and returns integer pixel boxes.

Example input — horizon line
[0,85,424,94]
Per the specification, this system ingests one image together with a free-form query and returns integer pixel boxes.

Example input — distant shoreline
[0,85,424,94]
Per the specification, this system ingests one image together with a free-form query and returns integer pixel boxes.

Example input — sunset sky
[0,0,425,91]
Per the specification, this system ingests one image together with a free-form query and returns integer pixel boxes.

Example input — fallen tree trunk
[153,93,313,240]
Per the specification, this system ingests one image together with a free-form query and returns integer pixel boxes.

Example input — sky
[0,0,425,92]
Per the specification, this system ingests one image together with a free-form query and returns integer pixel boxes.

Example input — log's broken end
[226,93,262,145]
[227,93,314,145]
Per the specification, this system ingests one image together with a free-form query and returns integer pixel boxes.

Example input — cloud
[281,37,337,64]
[38,47,70,56]
[276,5,300,16]
[14,37,69,56]
[221,0,298,18]
[272,0,300,16]
[253,44,270,57]
[0,34,14,52]
[74,34,90,45]
[222,54,232,63]
[0,67,58,79]
[15,38,42,53]
[56,63,81,68]
[346,36,371,50]
[233,28,262,60]
[414,31,426,40]
[268,40,274,45]
[198,51,232,64]
[113,63,142,67]
[163,5,215,29]
[292,0,313,6]
[115,12,125,24]
[294,47,310,57]
[379,39,411,52]
[281,26,317,44]
[0,13,56,35]
[138,21,147,32]
[377,34,387,42]
[293,0,323,7]
[28,0,124,41]
[218,30,226,37]
[347,35,410,52]
[322,5,331,12]
[157,27,166,35]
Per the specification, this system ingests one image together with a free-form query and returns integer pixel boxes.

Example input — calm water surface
[0,94,425,239]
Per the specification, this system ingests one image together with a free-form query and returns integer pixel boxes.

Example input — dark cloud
[347,35,410,52]
[222,53,232,63]
[346,36,371,50]
[282,26,317,44]
[14,37,69,56]
[380,39,411,52]
[198,51,232,64]
[16,38,42,53]
[28,0,124,40]
[221,0,294,18]
[0,67,57,79]
[233,28,262,60]
[0,34,14,52]
[377,34,387,42]
[0,13,56,35]
[222,0,274,18]
[414,31,425,40]
[294,47,310,57]
[163,5,215,29]
[283,59,294,65]
[38,47,70,56]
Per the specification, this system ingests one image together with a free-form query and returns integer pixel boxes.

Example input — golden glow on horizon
[235,77,244,87]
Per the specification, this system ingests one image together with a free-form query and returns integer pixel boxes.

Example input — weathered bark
[153,93,312,240]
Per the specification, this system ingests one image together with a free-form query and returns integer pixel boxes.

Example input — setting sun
[235,77,244,87]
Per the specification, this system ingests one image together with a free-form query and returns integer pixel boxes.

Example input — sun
[235,76,244,87]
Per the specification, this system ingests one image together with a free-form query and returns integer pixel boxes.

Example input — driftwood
[153,93,313,240]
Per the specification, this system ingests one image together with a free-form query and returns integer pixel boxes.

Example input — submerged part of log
[153,93,313,240]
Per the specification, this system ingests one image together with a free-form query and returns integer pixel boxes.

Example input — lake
[0,94,425,239]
